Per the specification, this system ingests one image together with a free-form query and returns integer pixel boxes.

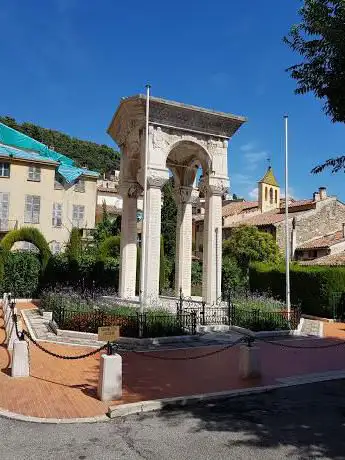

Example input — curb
[107,370,345,418]
[0,408,109,424]
[2,370,345,424]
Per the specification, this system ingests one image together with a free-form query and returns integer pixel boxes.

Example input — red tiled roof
[299,252,345,266]
[227,211,286,227]
[280,199,315,211]
[222,201,258,217]
[297,231,345,250]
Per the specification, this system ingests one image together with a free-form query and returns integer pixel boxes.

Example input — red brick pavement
[0,304,345,419]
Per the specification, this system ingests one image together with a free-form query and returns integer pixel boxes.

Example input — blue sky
[1,0,344,201]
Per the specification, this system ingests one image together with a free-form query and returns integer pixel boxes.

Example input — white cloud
[240,142,256,152]
[231,173,253,186]
[281,187,297,200]
[248,187,258,200]
[244,151,269,171]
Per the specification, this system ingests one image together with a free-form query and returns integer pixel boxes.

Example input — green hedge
[0,227,51,270]
[98,236,120,260]
[249,262,345,318]
[0,252,41,298]
[43,254,119,291]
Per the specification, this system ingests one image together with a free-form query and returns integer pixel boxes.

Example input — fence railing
[53,307,197,338]
[51,300,300,337]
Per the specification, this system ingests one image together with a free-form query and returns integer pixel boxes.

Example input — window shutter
[24,195,32,223]
[32,196,40,224]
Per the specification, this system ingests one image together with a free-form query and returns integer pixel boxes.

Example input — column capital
[199,178,229,197]
[119,181,143,199]
[175,186,199,205]
[137,168,169,189]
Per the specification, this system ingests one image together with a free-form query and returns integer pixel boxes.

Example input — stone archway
[166,140,209,297]
[107,95,245,304]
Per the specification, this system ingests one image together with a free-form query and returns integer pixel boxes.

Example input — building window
[52,203,62,227]
[72,205,85,228]
[0,192,9,230]
[269,188,273,204]
[50,241,61,254]
[24,195,40,224]
[22,241,39,253]
[264,187,268,201]
[75,179,85,193]
[0,162,10,178]
[28,166,41,182]
[275,189,278,204]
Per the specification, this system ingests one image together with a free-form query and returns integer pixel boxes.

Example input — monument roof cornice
[107,94,247,146]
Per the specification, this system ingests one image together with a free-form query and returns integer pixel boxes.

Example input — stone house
[193,166,345,262]
[0,122,98,254]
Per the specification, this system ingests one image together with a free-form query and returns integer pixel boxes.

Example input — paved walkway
[1,304,345,420]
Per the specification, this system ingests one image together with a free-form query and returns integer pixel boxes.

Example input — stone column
[142,171,169,302]
[119,183,141,299]
[174,186,194,297]
[202,184,223,305]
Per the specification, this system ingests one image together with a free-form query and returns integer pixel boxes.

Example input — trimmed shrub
[1,251,41,298]
[249,262,345,318]
[66,228,83,262]
[98,236,120,260]
[0,227,51,270]
[42,253,119,292]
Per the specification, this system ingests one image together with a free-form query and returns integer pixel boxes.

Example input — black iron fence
[53,307,197,338]
[52,301,300,338]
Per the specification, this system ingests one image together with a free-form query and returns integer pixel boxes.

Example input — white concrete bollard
[7,311,20,351]
[238,345,261,380]
[97,353,122,401]
[11,339,30,377]
[5,306,14,335]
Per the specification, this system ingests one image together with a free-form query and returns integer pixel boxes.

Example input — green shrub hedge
[249,262,345,318]
[0,227,51,270]
[0,251,41,298]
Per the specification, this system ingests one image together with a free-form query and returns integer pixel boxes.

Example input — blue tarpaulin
[0,122,98,183]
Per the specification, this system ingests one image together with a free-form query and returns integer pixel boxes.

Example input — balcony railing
[0,220,18,232]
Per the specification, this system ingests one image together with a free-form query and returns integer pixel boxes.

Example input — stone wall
[275,198,345,255]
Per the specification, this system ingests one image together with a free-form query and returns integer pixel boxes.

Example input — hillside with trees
[0,116,120,174]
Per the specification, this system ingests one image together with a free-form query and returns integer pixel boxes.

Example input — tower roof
[259,166,279,187]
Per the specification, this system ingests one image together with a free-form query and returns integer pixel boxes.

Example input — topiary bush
[66,228,83,262]
[0,227,51,270]
[249,262,345,318]
[1,251,41,298]
[98,236,121,260]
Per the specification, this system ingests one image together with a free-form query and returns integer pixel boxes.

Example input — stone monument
[107,95,246,305]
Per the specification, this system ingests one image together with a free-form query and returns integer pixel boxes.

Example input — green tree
[222,256,246,293]
[66,228,83,262]
[223,225,281,271]
[161,177,177,259]
[284,0,345,173]
[0,116,120,174]
[93,201,121,245]
[98,236,121,260]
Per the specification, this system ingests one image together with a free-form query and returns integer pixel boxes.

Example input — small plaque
[98,326,120,342]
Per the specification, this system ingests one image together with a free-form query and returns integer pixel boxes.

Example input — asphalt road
[1,380,345,460]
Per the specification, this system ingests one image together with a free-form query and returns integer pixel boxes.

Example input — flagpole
[140,84,150,313]
[284,115,291,320]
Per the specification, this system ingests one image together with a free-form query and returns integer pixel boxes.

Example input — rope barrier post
[97,349,122,401]
[238,335,261,380]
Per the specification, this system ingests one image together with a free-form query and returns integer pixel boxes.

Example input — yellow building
[0,123,98,253]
